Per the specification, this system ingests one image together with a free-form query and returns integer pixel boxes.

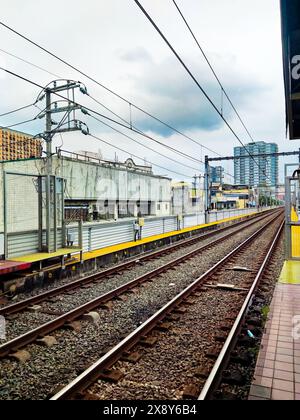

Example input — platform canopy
[280,0,300,139]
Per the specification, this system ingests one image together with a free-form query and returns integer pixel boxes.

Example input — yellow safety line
[10,211,259,265]
[71,212,259,264]
[291,206,300,258]
[279,260,300,284]
[12,248,82,263]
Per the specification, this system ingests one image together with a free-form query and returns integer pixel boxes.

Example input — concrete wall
[0,157,172,233]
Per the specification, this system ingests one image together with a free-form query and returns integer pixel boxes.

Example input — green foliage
[261,305,270,322]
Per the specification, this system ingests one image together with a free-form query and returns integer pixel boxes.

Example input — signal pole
[204,155,210,224]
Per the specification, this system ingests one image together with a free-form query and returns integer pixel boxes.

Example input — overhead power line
[0,66,195,178]
[0,102,56,131]
[0,117,38,130]
[133,0,271,184]
[0,102,36,118]
[171,0,256,143]
[0,66,208,169]
[86,93,208,166]
[0,66,237,181]
[87,93,239,180]
[0,47,61,79]
[89,133,192,178]
[1,48,210,170]
[88,112,200,172]
[0,19,222,158]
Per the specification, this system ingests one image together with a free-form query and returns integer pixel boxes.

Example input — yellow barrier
[291,206,300,258]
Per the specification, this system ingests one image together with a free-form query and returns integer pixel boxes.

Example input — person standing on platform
[133,220,140,241]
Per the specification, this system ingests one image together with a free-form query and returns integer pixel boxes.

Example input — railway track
[0,210,282,400]
[0,210,278,353]
[49,211,284,400]
[0,209,274,317]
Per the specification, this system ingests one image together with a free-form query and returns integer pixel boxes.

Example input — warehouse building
[0,151,172,257]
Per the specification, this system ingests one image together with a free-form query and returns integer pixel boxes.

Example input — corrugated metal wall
[7,230,63,258]
[5,208,258,258]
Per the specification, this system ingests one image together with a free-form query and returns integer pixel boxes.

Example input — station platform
[249,261,300,400]
[12,247,82,264]
[6,210,258,268]
[79,212,256,263]
[0,260,31,275]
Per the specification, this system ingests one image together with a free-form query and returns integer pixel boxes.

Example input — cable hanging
[133,0,272,184]
[0,19,223,158]
[88,112,201,172]
[89,132,194,179]
[0,66,197,178]
[0,66,210,168]
[0,102,36,118]
[171,0,256,143]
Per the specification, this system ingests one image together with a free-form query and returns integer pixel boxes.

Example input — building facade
[234,142,278,187]
[0,153,172,235]
[210,184,254,210]
[0,129,42,161]
[210,166,224,184]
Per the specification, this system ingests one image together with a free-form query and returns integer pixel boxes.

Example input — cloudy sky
[0,0,297,182]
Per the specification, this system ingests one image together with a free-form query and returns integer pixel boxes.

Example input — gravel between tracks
[86,219,284,400]
[0,213,271,310]
[0,213,281,400]
[0,214,274,342]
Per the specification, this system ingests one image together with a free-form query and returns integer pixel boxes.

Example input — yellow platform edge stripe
[291,207,300,258]
[11,211,260,265]
[12,248,82,263]
[279,260,300,285]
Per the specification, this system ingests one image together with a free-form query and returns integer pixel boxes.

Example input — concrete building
[211,184,254,210]
[234,142,278,187]
[210,166,224,184]
[171,181,204,215]
[0,153,172,252]
[0,128,42,161]
[275,184,285,202]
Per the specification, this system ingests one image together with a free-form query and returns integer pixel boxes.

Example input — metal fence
[3,207,264,259]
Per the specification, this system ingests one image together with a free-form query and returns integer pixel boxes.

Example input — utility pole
[45,89,52,253]
[38,80,89,253]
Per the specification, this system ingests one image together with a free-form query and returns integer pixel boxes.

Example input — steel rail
[50,213,283,400]
[198,219,285,400]
[0,211,279,358]
[0,209,276,317]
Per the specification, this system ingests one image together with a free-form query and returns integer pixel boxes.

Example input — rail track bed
[0,211,273,311]
[50,212,284,401]
[0,210,282,400]
[0,211,276,343]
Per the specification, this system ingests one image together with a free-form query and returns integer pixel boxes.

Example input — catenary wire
[133,0,271,183]
[88,112,201,172]
[0,20,223,158]
[171,0,256,143]
[0,66,208,167]
[88,132,194,178]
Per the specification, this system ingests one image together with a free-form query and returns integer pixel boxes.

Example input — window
[157,204,161,210]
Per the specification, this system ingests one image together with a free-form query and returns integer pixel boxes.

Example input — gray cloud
[118,46,153,63]
[121,55,266,136]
